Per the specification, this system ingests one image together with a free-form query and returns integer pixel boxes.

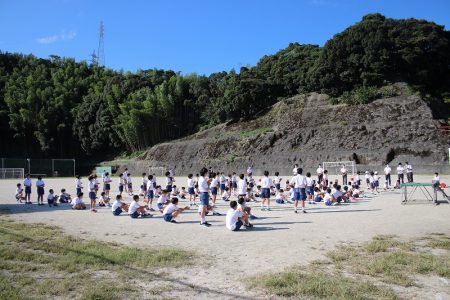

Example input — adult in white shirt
[198,167,211,226]
[397,163,404,184]
[384,164,392,187]
[316,165,324,185]
[340,165,348,185]
[405,162,413,183]
[289,167,307,213]
[226,201,243,231]
[163,198,189,223]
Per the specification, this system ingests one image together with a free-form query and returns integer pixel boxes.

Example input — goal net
[0,168,24,179]
[322,161,356,175]
[148,166,165,176]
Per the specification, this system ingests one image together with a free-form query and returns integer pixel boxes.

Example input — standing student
[226,201,244,231]
[127,173,134,195]
[103,172,112,197]
[292,164,299,175]
[231,172,238,195]
[187,174,196,206]
[397,163,404,184]
[94,175,100,196]
[406,162,413,183]
[290,167,307,213]
[163,197,189,223]
[123,169,129,193]
[237,174,247,200]
[23,174,32,204]
[118,173,124,196]
[36,176,45,206]
[365,171,371,189]
[146,175,155,211]
[260,171,273,211]
[323,170,329,187]
[306,172,315,204]
[88,175,97,212]
[316,164,324,185]
[141,173,148,196]
[384,164,392,187]
[198,167,211,227]
[246,166,253,176]
[75,175,83,195]
[219,172,227,195]
[274,172,281,191]
[340,165,348,185]
[210,172,219,207]
[165,171,173,193]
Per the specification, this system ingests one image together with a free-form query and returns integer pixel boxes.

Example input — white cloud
[36,30,77,44]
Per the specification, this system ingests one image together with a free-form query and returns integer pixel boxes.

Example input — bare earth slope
[126,92,448,175]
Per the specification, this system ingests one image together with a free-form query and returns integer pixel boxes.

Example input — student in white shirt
[226,201,244,231]
[323,170,329,187]
[122,169,129,192]
[87,175,97,212]
[316,165,324,185]
[36,176,45,206]
[231,173,238,195]
[397,163,404,184]
[15,183,24,203]
[112,195,128,215]
[222,188,230,201]
[198,168,211,227]
[127,173,134,195]
[384,164,392,187]
[103,172,112,196]
[23,174,32,204]
[405,162,413,183]
[246,166,253,176]
[75,175,83,195]
[219,172,227,194]
[128,195,150,218]
[58,188,71,203]
[165,171,173,193]
[146,175,156,211]
[140,173,148,196]
[305,172,315,204]
[118,173,124,196]
[210,172,219,207]
[157,190,170,212]
[292,164,298,175]
[331,185,343,205]
[260,171,273,211]
[237,174,247,198]
[341,165,348,185]
[163,197,189,223]
[323,188,332,206]
[365,171,370,189]
[273,171,281,191]
[237,197,253,227]
[187,174,196,206]
[71,192,86,210]
[290,167,307,213]
[47,189,57,207]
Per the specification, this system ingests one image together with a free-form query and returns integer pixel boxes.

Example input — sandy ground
[1,174,450,299]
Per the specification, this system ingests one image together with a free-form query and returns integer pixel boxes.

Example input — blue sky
[1,0,449,75]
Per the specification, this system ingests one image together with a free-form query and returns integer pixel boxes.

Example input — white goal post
[0,168,25,179]
[148,166,165,176]
[322,161,356,175]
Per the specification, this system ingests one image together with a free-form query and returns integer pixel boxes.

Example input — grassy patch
[249,234,450,298]
[240,127,273,138]
[0,217,194,299]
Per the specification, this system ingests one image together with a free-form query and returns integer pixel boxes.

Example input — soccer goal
[0,168,24,179]
[322,161,356,175]
[148,166,165,176]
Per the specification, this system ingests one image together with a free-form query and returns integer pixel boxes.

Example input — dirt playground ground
[1,174,449,299]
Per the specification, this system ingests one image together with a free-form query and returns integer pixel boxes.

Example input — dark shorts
[157,203,164,210]
[306,186,314,195]
[314,195,322,202]
[188,187,195,195]
[220,184,226,190]
[232,182,237,188]
[89,192,96,200]
[261,188,270,198]
[48,199,54,205]
[147,190,154,199]
[200,192,209,205]
[25,186,32,194]
[105,184,110,191]
[128,183,132,189]
[76,187,81,195]
[166,185,172,192]
[119,185,124,192]
[129,211,139,218]
[275,183,281,190]
[37,187,44,195]
[113,207,122,216]
[232,220,243,231]
[211,187,218,195]
[293,188,306,201]
[163,214,173,222]
[366,179,370,183]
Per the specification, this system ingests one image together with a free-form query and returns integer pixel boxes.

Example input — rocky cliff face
[123,93,449,175]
